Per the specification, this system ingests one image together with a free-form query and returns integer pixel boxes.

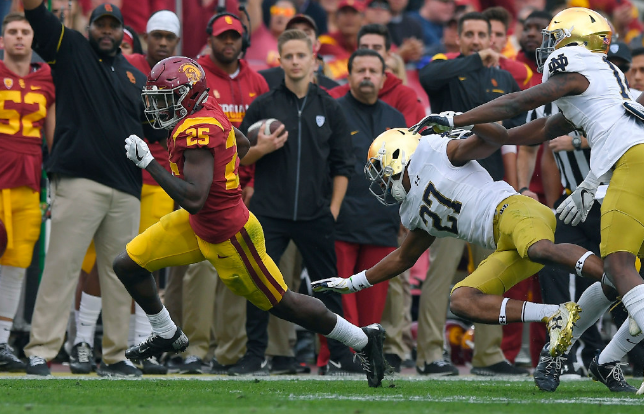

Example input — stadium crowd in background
[1,0,644,394]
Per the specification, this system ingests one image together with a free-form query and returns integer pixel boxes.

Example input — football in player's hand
[0,218,7,258]
[246,118,284,146]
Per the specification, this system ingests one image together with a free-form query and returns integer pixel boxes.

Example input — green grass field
[1,377,643,414]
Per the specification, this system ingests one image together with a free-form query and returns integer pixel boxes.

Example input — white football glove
[556,171,601,226]
[125,134,154,169]
[311,271,372,294]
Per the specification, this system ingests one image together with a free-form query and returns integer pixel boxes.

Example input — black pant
[539,198,604,367]
[244,213,349,360]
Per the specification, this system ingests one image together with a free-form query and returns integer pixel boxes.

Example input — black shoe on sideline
[125,328,188,362]
[26,356,50,376]
[227,353,269,376]
[471,360,530,377]
[136,356,168,375]
[270,356,298,375]
[97,360,142,378]
[0,343,26,372]
[385,353,402,373]
[416,360,459,376]
[178,356,203,374]
[69,342,94,374]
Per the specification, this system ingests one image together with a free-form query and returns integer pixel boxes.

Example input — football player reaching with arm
[114,57,388,388]
[315,122,612,358]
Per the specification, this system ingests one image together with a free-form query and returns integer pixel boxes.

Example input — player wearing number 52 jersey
[313,126,611,358]
[0,13,54,372]
[113,56,388,388]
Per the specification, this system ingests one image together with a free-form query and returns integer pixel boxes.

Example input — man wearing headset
[171,12,271,374]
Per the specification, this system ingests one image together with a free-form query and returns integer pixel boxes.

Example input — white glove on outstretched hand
[125,134,154,169]
[556,171,601,226]
[311,271,372,294]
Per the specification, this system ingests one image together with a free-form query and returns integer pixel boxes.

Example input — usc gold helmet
[536,7,612,73]
[365,128,420,205]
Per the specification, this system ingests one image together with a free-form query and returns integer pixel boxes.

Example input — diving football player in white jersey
[413,7,644,392]
[312,124,608,360]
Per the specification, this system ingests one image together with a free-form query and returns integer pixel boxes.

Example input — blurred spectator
[424,15,459,56]
[49,0,87,31]
[365,0,390,24]
[509,6,539,54]
[318,0,365,79]
[331,48,406,370]
[417,12,526,377]
[387,0,423,50]
[120,25,143,55]
[238,29,355,376]
[120,0,174,35]
[246,0,296,69]
[180,11,269,374]
[627,47,644,93]
[262,0,328,36]
[385,51,406,82]
[260,14,339,90]
[21,1,164,377]
[409,0,455,48]
[328,24,425,127]
[319,0,340,32]
[0,12,55,373]
[482,7,532,90]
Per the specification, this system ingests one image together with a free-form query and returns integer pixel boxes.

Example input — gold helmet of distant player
[365,128,420,205]
[535,7,612,73]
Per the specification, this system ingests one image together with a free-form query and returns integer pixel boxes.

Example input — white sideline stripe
[288,393,644,405]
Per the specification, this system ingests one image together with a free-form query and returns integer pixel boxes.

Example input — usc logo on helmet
[180,63,202,84]
[225,16,233,24]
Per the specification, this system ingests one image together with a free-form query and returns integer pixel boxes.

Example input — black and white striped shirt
[526,103,591,193]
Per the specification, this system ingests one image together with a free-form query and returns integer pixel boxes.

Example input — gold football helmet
[365,128,420,205]
[536,7,612,73]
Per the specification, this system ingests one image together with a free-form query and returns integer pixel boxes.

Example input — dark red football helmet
[142,56,209,130]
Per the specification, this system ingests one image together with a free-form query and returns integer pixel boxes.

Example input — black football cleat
[125,328,188,362]
[534,343,563,392]
[589,356,637,393]
[356,323,386,388]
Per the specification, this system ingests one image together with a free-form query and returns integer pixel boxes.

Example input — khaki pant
[381,270,412,359]
[416,237,505,368]
[25,177,139,364]
[266,241,302,357]
[164,265,187,328]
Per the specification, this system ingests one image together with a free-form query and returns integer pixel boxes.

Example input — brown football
[246,118,284,146]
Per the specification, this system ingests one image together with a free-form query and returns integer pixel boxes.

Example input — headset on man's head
[206,6,252,53]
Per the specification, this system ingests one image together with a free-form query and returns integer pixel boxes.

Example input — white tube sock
[326,314,368,351]
[597,319,642,365]
[522,302,560,323]
[134,303,152,345]
[622,285,644,334]
[0,266,26,344]
[567,282,611,350]
[148,306,177,339]
[74,292,102,347]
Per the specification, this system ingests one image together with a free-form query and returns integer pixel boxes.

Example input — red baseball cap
[337,0,366,13]
[209,14,244,37]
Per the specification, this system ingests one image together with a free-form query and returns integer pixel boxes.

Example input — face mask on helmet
[365,145,411,206]
[142,85,190,130]
[536,28,571,73]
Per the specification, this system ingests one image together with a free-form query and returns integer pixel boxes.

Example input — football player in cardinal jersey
[113,56,388,388]
[413,7,644,392]
[0,13,55,372]
[313,125,614,361]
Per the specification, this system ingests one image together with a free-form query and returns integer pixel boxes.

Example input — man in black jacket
[236,29,356,376]
[20,0,164,377]
[330,49,407,372]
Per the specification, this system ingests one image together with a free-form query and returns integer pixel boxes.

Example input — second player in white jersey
[400,135,515,249]
[541,46,644,178]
